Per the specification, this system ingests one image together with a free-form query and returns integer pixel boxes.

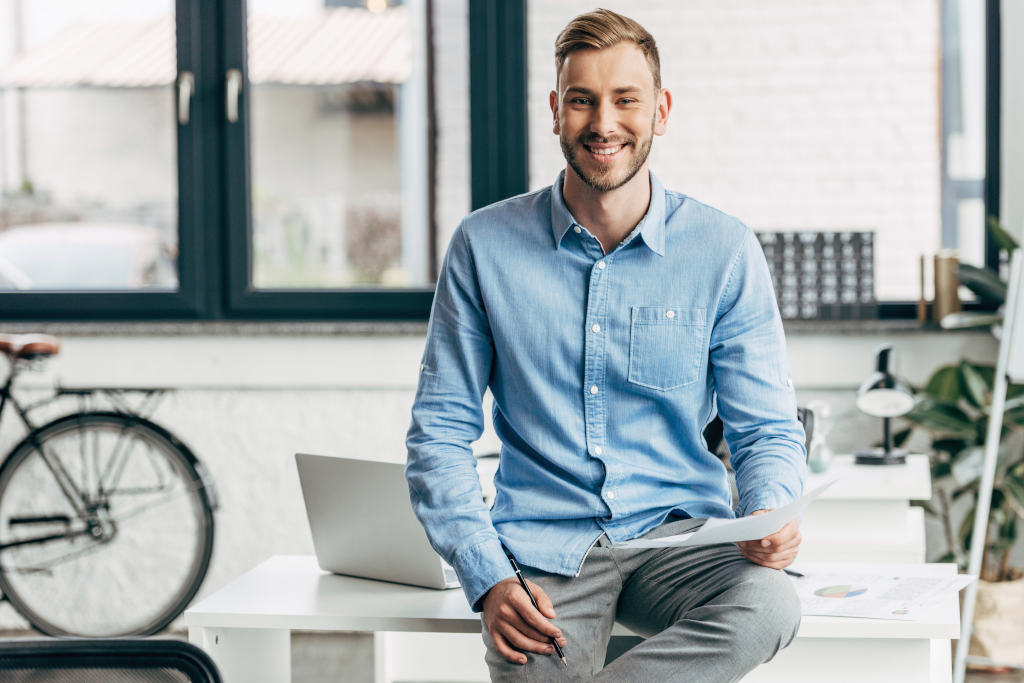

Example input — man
[406,9,805,682]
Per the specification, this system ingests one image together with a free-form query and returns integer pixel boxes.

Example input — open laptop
[295,453,460,590]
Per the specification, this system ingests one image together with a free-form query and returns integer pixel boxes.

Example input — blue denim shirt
[406,171,806,610]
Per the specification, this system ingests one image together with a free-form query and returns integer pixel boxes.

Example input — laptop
[295,452,460,590]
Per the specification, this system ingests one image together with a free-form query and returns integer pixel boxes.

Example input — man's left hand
[736,509,801,569]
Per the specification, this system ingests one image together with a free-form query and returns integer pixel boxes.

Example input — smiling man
[406,9,806,682]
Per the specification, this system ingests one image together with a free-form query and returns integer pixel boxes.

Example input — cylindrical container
[933,250,961,322]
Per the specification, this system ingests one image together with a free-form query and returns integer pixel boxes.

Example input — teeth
[589,145,622,156]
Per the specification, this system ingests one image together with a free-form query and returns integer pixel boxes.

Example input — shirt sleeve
[709,229,807,517]
[405,223,514,611]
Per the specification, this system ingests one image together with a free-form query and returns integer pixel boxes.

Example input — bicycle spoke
[0,413,214,636]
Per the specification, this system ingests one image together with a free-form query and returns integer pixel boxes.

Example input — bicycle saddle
[0,334,60,359]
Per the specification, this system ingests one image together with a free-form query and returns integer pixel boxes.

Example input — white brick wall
[523,0,943,301]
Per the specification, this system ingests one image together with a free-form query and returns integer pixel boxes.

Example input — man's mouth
[583,142,628,160]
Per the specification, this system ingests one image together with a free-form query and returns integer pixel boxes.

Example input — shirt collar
[549,169,666,256]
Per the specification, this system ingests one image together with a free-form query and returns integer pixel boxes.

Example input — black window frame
[0,0,1001,322]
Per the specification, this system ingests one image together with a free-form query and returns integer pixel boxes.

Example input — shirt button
[666,310,675,319]
[597,261,606,270]
[606,491,616,500]
[594,446,603,455]
[574,226,582,234]
[591,324,600,333]
[787,378,793,387]
[590,385,599,395]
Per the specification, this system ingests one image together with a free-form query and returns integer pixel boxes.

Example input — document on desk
[787,570,976,620]
[611,479,838,549]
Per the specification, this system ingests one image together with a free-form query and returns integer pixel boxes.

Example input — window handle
[225,68,242,123]
[176,71,194,125]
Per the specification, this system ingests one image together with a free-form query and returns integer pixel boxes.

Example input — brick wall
[523,0,943,301]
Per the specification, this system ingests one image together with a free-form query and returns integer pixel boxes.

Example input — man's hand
[482,576,567,665]
[736,509,802,569]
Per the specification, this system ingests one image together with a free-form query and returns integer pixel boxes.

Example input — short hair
[554,8,661,91]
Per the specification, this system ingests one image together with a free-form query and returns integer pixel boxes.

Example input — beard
[560,123,654,193]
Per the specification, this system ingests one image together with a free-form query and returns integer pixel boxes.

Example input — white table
[799,454,931,563]
[186,555,959,683]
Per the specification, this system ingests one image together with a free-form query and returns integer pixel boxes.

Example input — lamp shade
[855,345,914,417]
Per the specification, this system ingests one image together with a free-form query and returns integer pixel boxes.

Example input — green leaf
[932,438,969,455]
[1004,406,1024,429]
[893,427,913,448]
[958,264,1007,307]
[905,398,977,437]
[923,366,962,403]
[1004,476,1024,516]
[959,361,992,409]
[952,447,985,486]
[988,216,1020,252]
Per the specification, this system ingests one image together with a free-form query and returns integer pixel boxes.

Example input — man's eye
[571,97,591,105]
[619,98,637,105]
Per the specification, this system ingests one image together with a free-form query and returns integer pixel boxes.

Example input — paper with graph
[788,570,975,620]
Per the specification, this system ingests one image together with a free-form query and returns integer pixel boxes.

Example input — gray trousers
[482,518,801,682]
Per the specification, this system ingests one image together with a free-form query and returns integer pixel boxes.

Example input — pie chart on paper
[814,585,868,598]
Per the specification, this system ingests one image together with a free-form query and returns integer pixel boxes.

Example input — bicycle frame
[0,360,169,553]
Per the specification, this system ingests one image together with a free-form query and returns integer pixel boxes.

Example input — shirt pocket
[628,306,706,391]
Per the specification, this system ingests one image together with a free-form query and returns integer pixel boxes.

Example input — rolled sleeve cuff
[453,537,516,612]
[738,482,798,518]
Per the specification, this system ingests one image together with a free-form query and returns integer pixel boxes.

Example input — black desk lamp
[854,344,915,465]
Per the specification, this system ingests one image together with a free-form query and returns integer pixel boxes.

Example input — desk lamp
[854,344,915,465]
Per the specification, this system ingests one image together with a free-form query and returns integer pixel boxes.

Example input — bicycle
[0,333,217,637]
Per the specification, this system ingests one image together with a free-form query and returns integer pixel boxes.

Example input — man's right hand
[482,576,567,665]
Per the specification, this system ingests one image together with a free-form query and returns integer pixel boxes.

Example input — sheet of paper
[788,570,975,620]
[611,479,838,549]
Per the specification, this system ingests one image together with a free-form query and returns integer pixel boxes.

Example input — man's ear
[653,88,672,136]
[550,90,560,135]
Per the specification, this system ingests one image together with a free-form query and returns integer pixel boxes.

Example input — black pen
[502,546,567,668]
[783,568,804,578]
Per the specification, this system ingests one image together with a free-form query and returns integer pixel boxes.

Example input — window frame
[0,0,1001,321]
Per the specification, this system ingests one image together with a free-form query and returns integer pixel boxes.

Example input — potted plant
[900,218,1024,669]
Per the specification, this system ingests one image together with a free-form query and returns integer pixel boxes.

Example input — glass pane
[0,1,178,291]
[527,1,985,303]
[248,0,470,290]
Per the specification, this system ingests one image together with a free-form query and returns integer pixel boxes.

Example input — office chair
[703,406,814,463]
[0,637,222,683]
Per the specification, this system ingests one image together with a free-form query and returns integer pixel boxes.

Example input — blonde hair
[554,8,661,90]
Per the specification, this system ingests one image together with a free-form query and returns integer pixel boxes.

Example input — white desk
[799,454,931,563]
[186,555,959,683]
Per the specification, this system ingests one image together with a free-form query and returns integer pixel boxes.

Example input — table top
[808,454,932,500]
[185,555,959,639]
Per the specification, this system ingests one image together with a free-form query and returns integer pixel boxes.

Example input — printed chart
[790,571,973,620]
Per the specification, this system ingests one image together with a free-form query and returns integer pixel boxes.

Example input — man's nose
[588,101,616,138]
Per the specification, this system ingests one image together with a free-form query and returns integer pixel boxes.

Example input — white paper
[611,479,838,549]
[788,570,975,620]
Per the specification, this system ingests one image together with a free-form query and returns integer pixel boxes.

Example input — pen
[502,546,567,668]
[784,568,804,578]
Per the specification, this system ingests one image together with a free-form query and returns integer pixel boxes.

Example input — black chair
[702,406,814,463]
[0,638,221,683]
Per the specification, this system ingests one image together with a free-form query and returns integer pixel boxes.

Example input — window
[0,1,179,296]
[0,0,471,319]
[0,0,999,320]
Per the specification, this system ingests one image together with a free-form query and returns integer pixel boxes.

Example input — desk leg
[189,626,291,683]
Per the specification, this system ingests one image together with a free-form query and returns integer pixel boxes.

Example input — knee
[746,568,801,659]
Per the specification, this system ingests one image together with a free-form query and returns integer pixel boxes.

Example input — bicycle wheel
[0,412,215,636]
